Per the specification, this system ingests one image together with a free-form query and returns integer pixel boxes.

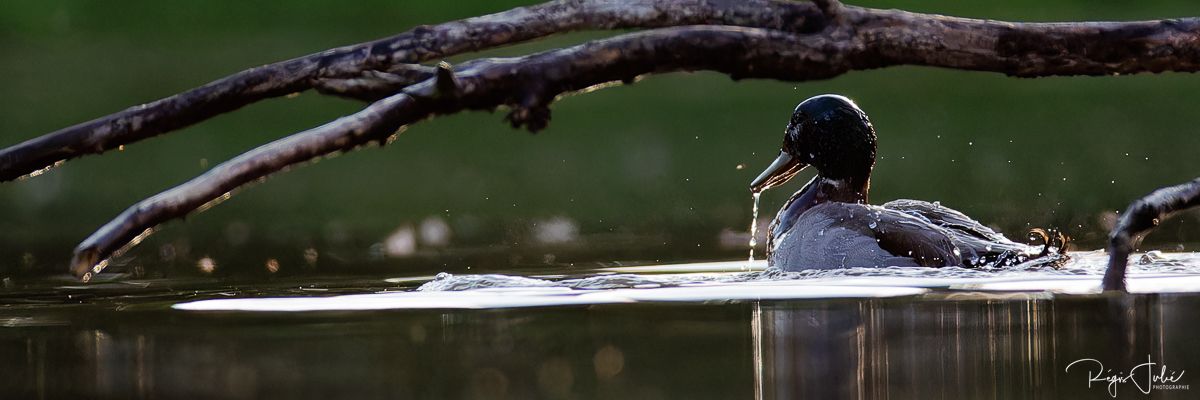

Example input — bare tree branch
[72,94,422,281]
[68,14,1200,279]
[0,0,827,181]
[0,0,1189,279]
[1102,178,1200,292]
[313,65,437,101]
[70,26,836,280]
[6,0,1200,182]
[811,0,844,18]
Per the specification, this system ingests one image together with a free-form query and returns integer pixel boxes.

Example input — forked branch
[0,0,828,181]
[0,0,1195,279]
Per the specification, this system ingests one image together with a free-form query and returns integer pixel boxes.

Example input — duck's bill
[750,151,807,193]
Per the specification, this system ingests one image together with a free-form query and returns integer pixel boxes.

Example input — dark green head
[751,94,877,194]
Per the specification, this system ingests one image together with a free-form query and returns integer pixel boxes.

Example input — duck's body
[752,95,1065,271]
[767,196,1039,270]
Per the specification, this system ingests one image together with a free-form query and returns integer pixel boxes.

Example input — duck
[750,94,1066,271]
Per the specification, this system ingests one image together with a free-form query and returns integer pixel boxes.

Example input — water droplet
[868,221,877,229]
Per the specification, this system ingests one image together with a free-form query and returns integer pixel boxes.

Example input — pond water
[2,250,1199,399]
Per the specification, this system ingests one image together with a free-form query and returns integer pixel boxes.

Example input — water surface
[3,251,1200,399]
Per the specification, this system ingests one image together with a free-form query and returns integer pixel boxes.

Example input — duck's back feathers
[881,199,1035,266]
[882,199,1008,243]
[769,203,963,270]
[768,200,1066,271]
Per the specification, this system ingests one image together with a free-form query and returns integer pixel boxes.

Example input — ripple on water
[172,251,1200,311]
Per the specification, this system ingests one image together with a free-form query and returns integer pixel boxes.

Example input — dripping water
[748,192,762,270]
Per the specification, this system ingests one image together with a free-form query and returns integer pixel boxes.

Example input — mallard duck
[751,94,1066,270]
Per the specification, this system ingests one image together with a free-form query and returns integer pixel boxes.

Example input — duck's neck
[769,175,870,241]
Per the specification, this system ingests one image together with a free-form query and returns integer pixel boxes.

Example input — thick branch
[70,26,839,279]
[1102,178,1200,292]
[7,0,1200,181]
[0,0,826,181]
[5,0,1192,280]
[66,19,1200,279]
[312,65,437,101]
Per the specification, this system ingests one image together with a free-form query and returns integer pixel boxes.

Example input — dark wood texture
[1103,178,1200,291]
[0,0,1194,278]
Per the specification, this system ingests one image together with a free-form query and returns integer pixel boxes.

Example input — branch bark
[0,0,1193,279]
[70,26,848,280]
[0,0,826,181]
[1102,178,1200,292]
[5,0,1200,181]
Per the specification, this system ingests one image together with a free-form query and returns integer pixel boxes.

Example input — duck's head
[750,94,877,195]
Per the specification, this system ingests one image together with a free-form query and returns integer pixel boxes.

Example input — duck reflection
[752,296,1190,399]
[5,292,1197,398]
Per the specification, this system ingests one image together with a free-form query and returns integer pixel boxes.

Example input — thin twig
[72,94,421,281]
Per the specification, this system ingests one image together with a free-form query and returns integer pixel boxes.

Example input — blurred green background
[2,0,1198,277]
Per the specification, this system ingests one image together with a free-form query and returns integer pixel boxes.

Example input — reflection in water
[753,295,1195,399]
[6,255,1200,398]
[2,292,1197,398]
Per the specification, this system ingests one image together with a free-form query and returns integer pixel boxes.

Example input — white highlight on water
[172,251,1200,312]
[748,192,762,270]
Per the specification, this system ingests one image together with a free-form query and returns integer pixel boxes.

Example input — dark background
[2,0,1199,277]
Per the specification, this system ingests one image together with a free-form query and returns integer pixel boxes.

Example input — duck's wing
[882,199,1050,266]
[881,199,1015,244]
[869,205,966,267]
[770,203,963,270]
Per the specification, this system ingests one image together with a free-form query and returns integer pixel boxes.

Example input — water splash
[748,192,762,270]
[410,250,1200,293]
[170,251,1200,311]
